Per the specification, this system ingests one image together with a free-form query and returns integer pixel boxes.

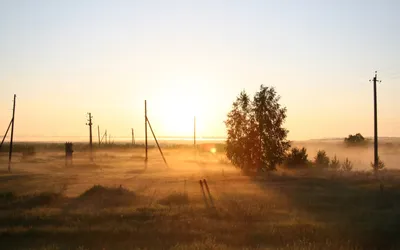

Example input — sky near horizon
[0,0,399,141]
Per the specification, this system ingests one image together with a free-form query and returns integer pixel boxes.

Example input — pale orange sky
[0,1,399,142]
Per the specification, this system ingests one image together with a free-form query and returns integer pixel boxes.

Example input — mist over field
[0,138,399,249]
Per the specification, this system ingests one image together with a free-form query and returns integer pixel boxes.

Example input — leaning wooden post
[203,179,215,207]
[146,117,168,168]
[0,120,12,149]
[199,180,209,208]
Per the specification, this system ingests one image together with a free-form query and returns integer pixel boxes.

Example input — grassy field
[0,142,400,249]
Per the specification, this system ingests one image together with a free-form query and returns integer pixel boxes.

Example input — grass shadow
[249,169,400,249]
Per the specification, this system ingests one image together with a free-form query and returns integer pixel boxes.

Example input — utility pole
[131,128,135,146]
[8,94,16,172]
[97,125,100,145]
[86,113,93,160]
[145,100,148,163]
[370,71,381,169]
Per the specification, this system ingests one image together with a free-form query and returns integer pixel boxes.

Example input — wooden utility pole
[97,125,100,145]
[131,128,135,145]
[370,71,381,169]
[145,100,148,163]
[86,113,93,160]
[8,94,16,172]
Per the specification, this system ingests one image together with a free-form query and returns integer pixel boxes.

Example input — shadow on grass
[0,185,139,211]
[0,191,67,210]
[249,169,400,249]
[0,173,41,183]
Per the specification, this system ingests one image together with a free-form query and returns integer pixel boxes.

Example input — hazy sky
[0,0,399,141]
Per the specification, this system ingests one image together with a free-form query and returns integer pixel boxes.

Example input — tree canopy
[225,85,290,171]
[344,133,367,146]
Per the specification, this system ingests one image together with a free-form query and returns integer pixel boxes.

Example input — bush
[371,157,385,172]
[285,147,309,168]
[329,155,341,170]
[341,158,353,172]
[314,150,330,168]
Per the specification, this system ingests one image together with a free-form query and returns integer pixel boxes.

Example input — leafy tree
[329,155,341,170]
[341,158,353,172]
[225,91,261,171]
[225,85,290,171]
[253,86,291,170]
[314,150,330,168]
[344,133,366,146]
[285,147,309,168]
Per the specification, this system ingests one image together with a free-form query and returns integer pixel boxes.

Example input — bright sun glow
[210,147,217,154]
[151,76,211,136]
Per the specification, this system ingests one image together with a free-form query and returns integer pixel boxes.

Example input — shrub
[329,155,341,170]
[0,192,15,201]
[285,147,309,168]
[371,157,385,172]
[341,158,353,172]
[314,150,330,168]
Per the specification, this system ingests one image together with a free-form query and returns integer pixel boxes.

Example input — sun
[151,77,209,137]
[156,99,204,137]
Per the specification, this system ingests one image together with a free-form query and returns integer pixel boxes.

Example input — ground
[0,141,399,250]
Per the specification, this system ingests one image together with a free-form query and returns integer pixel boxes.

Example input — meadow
[0,140,400,249]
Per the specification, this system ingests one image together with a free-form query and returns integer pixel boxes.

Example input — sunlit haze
[1,0,399,141]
